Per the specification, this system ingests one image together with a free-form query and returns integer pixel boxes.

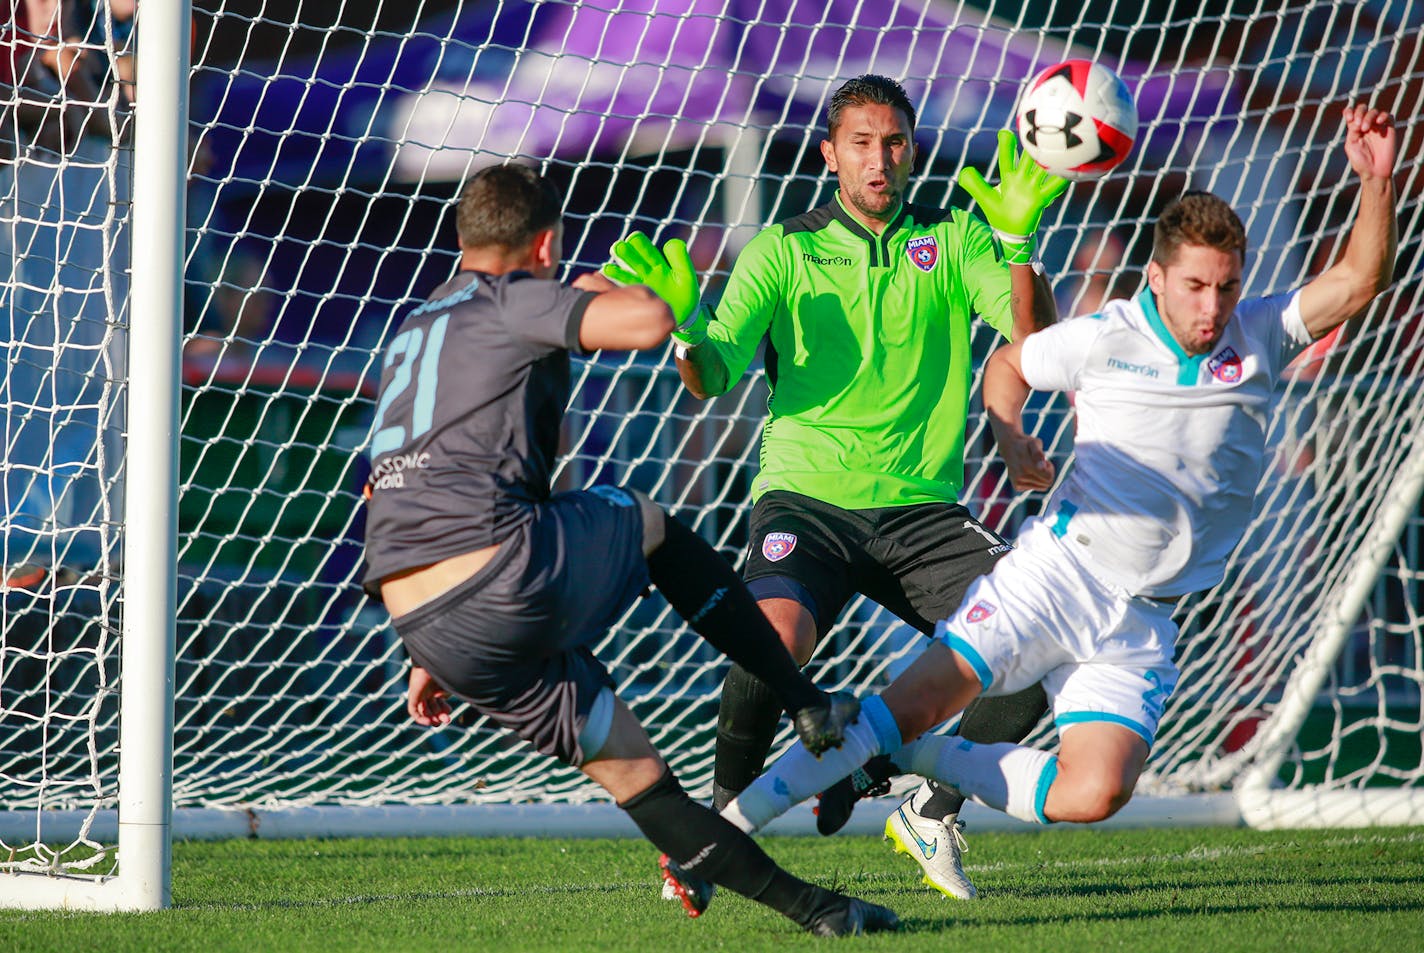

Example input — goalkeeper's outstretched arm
[961,129,1069,341]
[1011,261,1059,340]
[675,333,731,399]
[603,231,733,398]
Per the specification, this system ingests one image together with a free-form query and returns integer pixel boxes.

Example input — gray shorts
[394,487,650,765]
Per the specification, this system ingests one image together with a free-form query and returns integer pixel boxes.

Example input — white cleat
[884,799,977,900]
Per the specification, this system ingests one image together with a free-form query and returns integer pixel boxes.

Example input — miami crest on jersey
[1208,345,1243,382]
[762,531,797,562]
[966,600,997,623]
[906,235,939,273]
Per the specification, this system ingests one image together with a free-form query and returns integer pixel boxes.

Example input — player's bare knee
[629,490,665,556]
[756,597,816,662]
[786,635,815,665]
[882,690,949,743]
[1058,774,1134,822]
[1077,791,1130,823]
[579,693,668,800]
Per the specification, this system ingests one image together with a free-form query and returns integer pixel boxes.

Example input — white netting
[3,0,1423,886]
[0,0,132,878]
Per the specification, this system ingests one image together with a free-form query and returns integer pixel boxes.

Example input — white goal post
[0,0,186,912]
[2,0,1422,912]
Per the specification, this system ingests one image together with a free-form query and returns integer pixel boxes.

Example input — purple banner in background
[194,0,1235,187]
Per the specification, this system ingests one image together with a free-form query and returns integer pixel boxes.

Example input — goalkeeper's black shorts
[743,490,1011,640]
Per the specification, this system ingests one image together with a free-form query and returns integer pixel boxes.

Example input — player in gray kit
[362,164,896,937]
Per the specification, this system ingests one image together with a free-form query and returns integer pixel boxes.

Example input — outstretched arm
[603,232,733,398]
[573,271,677,352]
[674,329,731,399]
[983,341,1055,492]
[1011,264,1059,341]
[1298,104,1398,338]
[961,129,1069,341]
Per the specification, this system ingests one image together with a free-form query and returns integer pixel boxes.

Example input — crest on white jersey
[966,600,997,623]
[1208,346,1242,382]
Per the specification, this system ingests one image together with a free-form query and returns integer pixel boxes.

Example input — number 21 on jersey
[370,313,450,459]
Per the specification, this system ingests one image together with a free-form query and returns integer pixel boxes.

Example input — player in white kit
[667,103,1398,866]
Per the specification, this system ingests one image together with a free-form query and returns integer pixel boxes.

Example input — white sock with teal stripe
[721,694,902,834]
[895,736,1058,824]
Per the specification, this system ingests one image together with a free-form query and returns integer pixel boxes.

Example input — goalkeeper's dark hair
[1152,190,1247,267]
[826,74,917,138]
[456,164,563,252]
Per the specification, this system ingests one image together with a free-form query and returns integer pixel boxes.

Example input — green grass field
[3,826,1422,952]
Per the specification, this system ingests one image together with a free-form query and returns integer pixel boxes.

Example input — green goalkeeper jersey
[705,193,1015,509]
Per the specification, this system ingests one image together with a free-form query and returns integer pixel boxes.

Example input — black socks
[619,767,838,928]
[711,663,783,809]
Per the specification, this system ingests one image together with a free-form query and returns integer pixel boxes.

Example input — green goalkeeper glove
[959,128,1070,265]
[602,231,708,347]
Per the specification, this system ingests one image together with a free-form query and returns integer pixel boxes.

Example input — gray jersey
[362,269,593,585]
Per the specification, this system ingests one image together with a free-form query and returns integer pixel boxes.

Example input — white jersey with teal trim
[1019,288,1313,597]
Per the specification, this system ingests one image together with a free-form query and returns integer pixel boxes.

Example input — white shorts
[938,518,1179,745]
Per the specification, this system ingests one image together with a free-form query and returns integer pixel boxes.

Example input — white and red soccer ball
[1015,60,1138,181]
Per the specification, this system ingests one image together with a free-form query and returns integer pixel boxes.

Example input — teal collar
[1139,289,1206,385]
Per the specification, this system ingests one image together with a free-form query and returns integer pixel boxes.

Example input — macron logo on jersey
[1208,346,1243,382]
[802,252,854,267]
[906,235,939,273]
[1106,357,1161,379]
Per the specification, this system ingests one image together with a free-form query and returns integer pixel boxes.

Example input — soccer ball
[1015,60,1138,181]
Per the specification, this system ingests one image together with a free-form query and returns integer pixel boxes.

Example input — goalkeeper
[606,74,1067,900]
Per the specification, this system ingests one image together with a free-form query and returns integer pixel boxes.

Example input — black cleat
[659,853,716,918]
[815,754,897,836]
[793,691,861,756]
[806,896,902,937]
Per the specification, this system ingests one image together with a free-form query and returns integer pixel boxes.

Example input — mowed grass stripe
[1,826,1420,953]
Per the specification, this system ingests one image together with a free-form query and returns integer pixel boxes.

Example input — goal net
[2,0,1421,910]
